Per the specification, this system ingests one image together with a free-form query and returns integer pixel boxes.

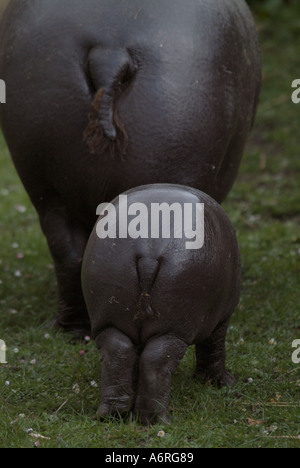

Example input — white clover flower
[73,384,80,394]
[15,205,27,214]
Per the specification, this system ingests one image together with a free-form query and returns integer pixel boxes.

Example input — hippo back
[0,0,261,224]
[82,184,241,346]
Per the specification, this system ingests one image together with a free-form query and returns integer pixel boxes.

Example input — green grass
[0,6,300,448]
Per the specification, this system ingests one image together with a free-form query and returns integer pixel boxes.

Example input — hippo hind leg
[134,335,188,425]
[39,198,91,337]
[195,318,236,387]
[95,328,138,419]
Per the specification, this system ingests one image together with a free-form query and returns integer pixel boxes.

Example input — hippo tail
[83,47,138,160]
[136,258,160,320]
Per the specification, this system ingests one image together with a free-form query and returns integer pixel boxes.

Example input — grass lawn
[0,5,299,448]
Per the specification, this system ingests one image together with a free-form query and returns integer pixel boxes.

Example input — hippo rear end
[82,185,241,424]
[0,0,260,335]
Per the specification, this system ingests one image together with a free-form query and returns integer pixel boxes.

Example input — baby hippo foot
[133,396,172,426]
[195,366,237,388]
[195,319,237,388]
[95,393,134,421]
[134,334,188,425]
[215,371,237,387]
[95,328,138,420]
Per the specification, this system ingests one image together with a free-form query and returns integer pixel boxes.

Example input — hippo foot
[51,308,91,339]
[216,371,237,387]
[133,408,171,426]
[195,319,237,387]
[194,368,237,387]
[95,401,132,421]
[94,330,187,426]
[133,394,172,425]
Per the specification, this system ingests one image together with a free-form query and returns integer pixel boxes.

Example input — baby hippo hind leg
[134,335,188,425]
[95,328,138,419]
[195,318,236,387]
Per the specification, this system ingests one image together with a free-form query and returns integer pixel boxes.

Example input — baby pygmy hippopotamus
[81,184,241,424]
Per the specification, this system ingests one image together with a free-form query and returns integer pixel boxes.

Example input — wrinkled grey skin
[0,0,260,335]
[82,184,241,424]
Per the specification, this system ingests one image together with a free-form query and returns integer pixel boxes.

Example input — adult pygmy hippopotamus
[81,184,241,424]
[0,0,260,336]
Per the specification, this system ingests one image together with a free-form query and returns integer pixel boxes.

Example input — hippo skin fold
[0,0,261,335]
[81,184,242,424]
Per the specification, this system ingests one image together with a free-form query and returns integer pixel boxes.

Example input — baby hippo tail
[136,258,160,320]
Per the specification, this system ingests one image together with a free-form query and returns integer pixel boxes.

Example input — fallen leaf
[248,418,266,426]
